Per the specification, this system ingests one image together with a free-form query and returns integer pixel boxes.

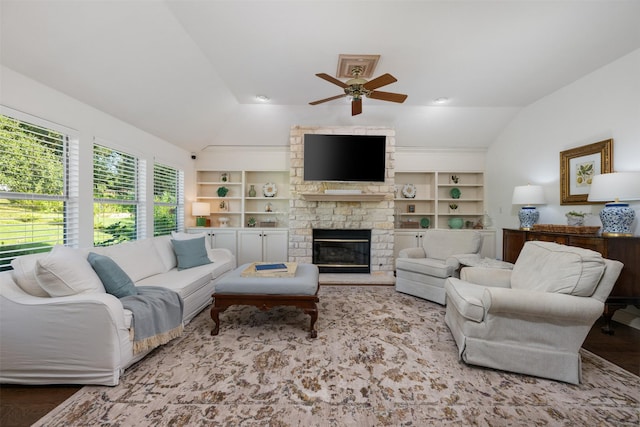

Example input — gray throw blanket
[121,286,184,354]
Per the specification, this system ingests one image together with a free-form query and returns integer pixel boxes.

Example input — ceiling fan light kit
[310,59,408,116]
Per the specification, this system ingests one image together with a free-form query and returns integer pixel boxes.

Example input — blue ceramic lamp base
[600,203,635,237]
[518,206,539,230]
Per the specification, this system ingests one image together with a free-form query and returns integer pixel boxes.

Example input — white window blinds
[93,142,145,246]
[153,162,184,236]
[0,111,79,271]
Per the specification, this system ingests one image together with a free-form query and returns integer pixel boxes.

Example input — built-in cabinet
[237,229,288,265]
[196,170,289,228]
[394,171,485,230]
[394,229,496,265]
[187,227,288,265]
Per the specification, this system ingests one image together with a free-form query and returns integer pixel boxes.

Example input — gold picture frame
[560,139,613,205]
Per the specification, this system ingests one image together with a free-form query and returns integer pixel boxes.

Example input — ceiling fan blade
[363,73,397,91]
[309,94,347,105]
[352,98,362,116]
[368,90,408,103]
[315,73,348,89]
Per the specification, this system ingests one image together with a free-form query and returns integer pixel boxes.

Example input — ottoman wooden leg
[306,305,318,338]
[210,304,222,336]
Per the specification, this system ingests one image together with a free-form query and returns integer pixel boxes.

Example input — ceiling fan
[309,65,408,116]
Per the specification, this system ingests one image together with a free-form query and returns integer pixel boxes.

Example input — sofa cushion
[423,230,482,261]
[95,239,166,282]
[511,241,605,297]
[171,237,212,270]
[10,253,49,297]
[136,264,212,299]
[396,257,456,278]
[35,245,106,297]
[88,252,138,298]
[153,235,178,272]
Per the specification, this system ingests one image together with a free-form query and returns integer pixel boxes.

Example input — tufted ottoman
[211,263,320,338]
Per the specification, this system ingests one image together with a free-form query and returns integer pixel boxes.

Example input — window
[93,142,145,246]
[153,162,184,236]
[0,110,79,271]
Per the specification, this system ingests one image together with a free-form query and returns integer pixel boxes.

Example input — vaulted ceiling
[2,1,639,152]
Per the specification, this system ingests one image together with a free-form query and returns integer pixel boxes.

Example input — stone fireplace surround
[288,126,395,280]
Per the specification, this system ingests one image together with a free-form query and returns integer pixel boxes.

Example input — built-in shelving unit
[195,170,289,228]
[395,171,485,230]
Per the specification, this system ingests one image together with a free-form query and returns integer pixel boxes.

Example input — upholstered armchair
[395,229,483,304]
[444,240,623,384]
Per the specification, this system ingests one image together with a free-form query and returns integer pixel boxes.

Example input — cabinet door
[237,230,264,265]
[210,229,237,255]
[502,229,526,263]
[479,230,496,259]
[262,230,288,262]
[394,231,423,262]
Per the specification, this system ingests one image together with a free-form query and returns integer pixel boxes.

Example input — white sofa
[0,234,236,386]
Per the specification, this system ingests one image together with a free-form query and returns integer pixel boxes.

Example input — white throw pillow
[10,253,50,297]
[171,231,206,240]
[97,239,165,282]
[35,245,106,297]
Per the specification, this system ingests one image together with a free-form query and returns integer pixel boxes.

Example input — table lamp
[512,184,546,230]
[587,172,640,237]
[192,202,210,227]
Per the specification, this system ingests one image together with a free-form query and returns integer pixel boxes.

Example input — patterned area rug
[35,286,639,426]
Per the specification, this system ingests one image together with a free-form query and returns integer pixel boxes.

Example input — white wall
[1,66,194,246]
[487,49,640,258]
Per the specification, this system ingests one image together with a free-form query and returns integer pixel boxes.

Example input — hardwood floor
[1,318,638,427]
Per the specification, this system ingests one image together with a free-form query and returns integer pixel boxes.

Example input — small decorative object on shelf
[449,203,458,213]
[263,182,277,197]
[448,217,464,229]
[408,204,415,213]
[565,211,588,226]
[248,184,257,197]
[220,172,228,182]
[482,211,493,228]
[247,217,257,227]
[218,217,230,227]
[465,220,474,229]
[219,200,228,212]
[450,187,461,199]
[450,175,460,184]
[420,217,430,229]
[265,202,273,212]
[402,183,416,198]
[217,186,229,197]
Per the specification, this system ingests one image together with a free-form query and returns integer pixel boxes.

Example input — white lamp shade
[587,172,640,202]
[192,202,210,216]
[512,185,546,205]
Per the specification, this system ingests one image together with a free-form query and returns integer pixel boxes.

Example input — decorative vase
[448,217,464,229]
[217,186,229,197]
[248,185,257,197]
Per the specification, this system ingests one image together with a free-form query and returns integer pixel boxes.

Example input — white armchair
[444,240,623,384]
[395,229,483,304]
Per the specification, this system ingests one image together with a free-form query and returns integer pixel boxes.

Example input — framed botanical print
[560,139,613,205]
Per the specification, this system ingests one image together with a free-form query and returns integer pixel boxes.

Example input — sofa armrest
[482,287,604,323]
[1,274,132,385]
[398,247,426,259]
[460,267,512,288]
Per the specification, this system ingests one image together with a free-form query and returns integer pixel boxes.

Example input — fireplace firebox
[312,229,371,273]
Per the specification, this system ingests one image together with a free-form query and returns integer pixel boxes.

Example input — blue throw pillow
[87,252,138,298]
[171,236,212,270]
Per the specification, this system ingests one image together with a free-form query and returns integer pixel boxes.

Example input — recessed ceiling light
[256,95,270,102]
[433,97,449,104]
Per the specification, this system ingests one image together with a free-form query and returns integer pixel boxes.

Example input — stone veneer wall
[288,126,396,275]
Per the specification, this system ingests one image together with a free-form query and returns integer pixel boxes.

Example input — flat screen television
[303,134,386,182]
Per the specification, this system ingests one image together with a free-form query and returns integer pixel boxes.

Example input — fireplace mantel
[300,193,386,202]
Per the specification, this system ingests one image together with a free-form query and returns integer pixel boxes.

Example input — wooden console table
[503,228,639,334]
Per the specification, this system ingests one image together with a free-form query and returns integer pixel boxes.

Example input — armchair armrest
[482,287,604,323]
[398,247,426,259]
[461,267,512,288]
